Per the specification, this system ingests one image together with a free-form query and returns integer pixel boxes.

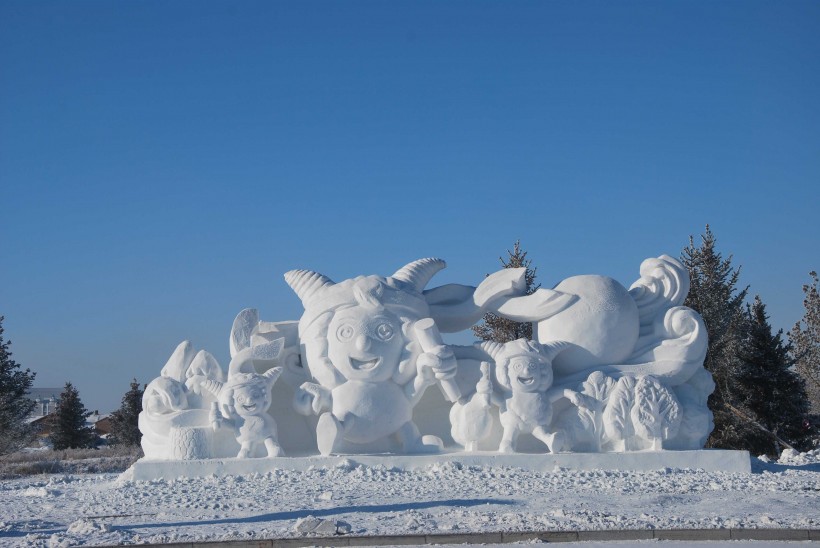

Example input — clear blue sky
[2,1,818,412]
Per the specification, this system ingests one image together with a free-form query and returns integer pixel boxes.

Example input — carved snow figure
[200,338,286,458]
[288,259,468,455]
[139,344,198,460]
[484,339,590,453]
[450,362,495,451]
[184,350,223,407]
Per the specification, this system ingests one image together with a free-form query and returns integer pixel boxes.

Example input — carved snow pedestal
[128,255,751,480]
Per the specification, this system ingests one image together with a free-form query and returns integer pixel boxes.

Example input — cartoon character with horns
[287,258,467,455]
[482,338,591,453]
[198,338,286,458]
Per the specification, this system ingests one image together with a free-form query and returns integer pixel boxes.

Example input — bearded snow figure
[287,258,461,455]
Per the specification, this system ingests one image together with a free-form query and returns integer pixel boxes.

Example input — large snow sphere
[537,275,639,376]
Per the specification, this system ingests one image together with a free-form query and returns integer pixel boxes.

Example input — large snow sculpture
[136,253,713,462]
[286,259,522,455]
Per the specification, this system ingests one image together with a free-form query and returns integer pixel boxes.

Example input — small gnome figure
[449,362,495,451]
[199,338,286,458]
[483,338,590,453]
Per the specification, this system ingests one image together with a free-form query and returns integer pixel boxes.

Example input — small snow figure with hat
[199,338,286,458]
[483,338,591,453]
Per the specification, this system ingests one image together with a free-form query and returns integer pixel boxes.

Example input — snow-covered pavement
[0,450,818,547]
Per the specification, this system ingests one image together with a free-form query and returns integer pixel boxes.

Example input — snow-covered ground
[0,450,818,547]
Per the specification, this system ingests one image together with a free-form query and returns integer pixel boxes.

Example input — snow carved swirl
[629,255,689,336]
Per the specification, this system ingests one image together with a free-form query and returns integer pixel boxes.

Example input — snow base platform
[125,449,751,481]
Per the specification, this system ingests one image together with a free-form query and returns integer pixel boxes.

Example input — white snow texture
[0,450,818,547]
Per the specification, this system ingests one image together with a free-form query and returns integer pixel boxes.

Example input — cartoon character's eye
[375,322,394,341]
[337,324,356,341]
[512,362,523,372]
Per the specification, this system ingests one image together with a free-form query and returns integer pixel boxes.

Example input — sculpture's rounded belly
[537,275,639,376]
[332,381,412,443]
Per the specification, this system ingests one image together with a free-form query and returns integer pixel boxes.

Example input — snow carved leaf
[581,371,615,405]
[602,376,637,445]
[631,376,682,446]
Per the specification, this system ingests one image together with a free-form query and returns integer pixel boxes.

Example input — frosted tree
[681,225,751,449]
[109,379,144,446]
[790,271,820,416]
[736,297,812,454]
[51,382,98,450]
[0,316,37,455]
[472,240,540,343]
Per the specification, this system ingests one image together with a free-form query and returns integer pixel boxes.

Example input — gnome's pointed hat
[285,258,446,329]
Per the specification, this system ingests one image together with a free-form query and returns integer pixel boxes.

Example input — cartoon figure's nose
[355,334,371,351]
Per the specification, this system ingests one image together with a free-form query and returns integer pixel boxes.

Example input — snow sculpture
[136,252,714,463]
[477,339,591,453]
[192,337,287,458]
[139,341,224,460]
[541,256,712,452]
[287,260,467,455]
[139,335,288,459]
[449,362,494,451]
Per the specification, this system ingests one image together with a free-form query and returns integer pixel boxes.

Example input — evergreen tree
[472,240,540,343]
[0,316,37,455]
[108,379,143,446]
[790,271,820,416]
[50,382,98,450]
[681,225,751,449]
[735,296,812,454]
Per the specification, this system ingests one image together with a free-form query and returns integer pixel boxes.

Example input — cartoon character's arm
[547,388,593,409]
[294,382,332,415]
[414,319,461,402]
[405,356,436,404]
[490,391,508,413]
[209,401,237,432]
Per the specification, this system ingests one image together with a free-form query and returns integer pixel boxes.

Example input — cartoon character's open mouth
[350,357,380,371]
[242,403,258,412]
[517,376,535,385]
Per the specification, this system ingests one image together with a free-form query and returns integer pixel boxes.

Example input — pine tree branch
[724,403,795,451]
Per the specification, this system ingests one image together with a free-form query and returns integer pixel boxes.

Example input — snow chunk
[67,518,112,535]
[293,515,350,535]
[778,448,820,465]
[22,487,60,497]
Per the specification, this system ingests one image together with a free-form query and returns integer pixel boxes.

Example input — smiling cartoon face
[508,356,552,393]
[232,382,272,417]
[327,305,404,382]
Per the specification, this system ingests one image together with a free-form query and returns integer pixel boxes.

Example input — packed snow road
[0,450,818,547]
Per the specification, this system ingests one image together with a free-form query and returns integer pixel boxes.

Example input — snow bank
[1,451,818,547]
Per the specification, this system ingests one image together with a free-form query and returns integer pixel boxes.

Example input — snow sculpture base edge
[123,450,751,481]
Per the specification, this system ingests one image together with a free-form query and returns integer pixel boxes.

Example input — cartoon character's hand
[418,345,458,382]
[185,375,206,395]
[415,353,438,386]
[568,392,594,409]
[294,382,331,415]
